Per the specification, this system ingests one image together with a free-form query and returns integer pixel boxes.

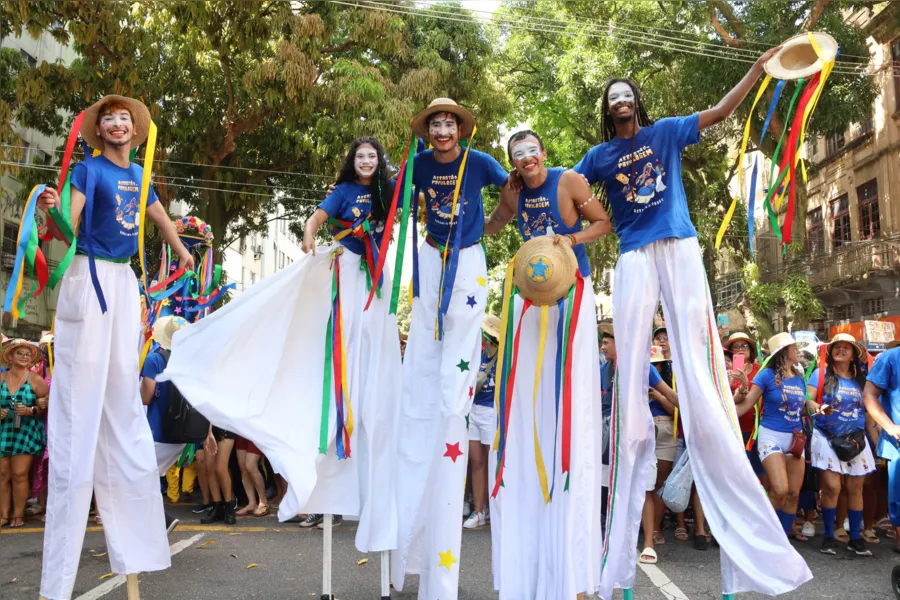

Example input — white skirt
[811,428,876,476]
[160,244,402,552]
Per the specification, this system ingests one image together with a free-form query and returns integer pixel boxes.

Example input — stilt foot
[623,589,634,600]
[126,574,140,600]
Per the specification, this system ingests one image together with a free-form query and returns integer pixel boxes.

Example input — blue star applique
[530,257,550,280]
[466,295,477,307]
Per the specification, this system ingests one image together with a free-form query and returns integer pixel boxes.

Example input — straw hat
[598,322,615,340]
[81,95,152,150]
[650,345,668,364]
[482,314,502,341]
[764,32,838,81]
[826,332,863,359]
[410,98,476,140]
[723,331,758,361]
[1,339,40,366]
[38,333,54,346]
[513,236,578,306]
[151,316,189,351]
[766,332,797,358]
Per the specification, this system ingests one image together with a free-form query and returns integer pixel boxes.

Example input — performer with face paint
[160,137,402,555]
[29,96,193,600]
[391,98,508,600]
[573,49,813,598]
[482,130,610,599]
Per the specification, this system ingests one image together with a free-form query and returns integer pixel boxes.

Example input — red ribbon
[149,267,188,294]
[781,73,820,245]
[561,276,584,474]
[44,111,86,242]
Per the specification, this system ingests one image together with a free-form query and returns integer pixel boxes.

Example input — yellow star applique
[438,549,457,571]
[160,298,171,307]
[476,276,486,287]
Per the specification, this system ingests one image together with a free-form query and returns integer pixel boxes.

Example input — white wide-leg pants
[488,277,602,599]
[391,243,487,600]
[600,237,811,598]
[41,256,170,600]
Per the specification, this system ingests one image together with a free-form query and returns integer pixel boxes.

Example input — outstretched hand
[37,187,60,212]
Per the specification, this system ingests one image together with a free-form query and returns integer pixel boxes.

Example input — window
[30,149,49,165]
[825,132,845,157]
[834,304,854,321]
[865,297,884,315]
[860,113,874,137]
[19,49,36,69]
[893,39,900,112]
[239,236,246,253]
[2,222,18,271]
[857,179,880,241]
[831,194,851,250]
[250,272,256,285]
[806,207,824,256]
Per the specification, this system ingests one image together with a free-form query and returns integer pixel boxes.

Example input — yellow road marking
[1,523,356,535]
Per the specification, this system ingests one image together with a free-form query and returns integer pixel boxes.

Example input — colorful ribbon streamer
[3,185,48,318]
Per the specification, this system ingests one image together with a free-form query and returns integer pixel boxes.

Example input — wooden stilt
[321,514,333,600]
[126,574,140,600]
[380,550,391,599]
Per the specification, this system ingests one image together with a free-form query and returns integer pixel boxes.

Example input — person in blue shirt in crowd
[392,98,509,600]
[863,342,900,554]
[35,95,194,600]
[462,314,501,531]
[140,316,192,534]
[738,333,809,541]
[807,333,875,557]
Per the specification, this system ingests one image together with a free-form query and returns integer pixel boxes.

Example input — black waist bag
[829,429,866,462]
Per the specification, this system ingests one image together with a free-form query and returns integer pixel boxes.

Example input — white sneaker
[462,501,471,518]
[801,521,816,538]
[463,511,486,529]
[844,518,850,531]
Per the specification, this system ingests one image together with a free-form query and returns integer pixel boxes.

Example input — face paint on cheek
[511,142,541,164]
[429,119,458,139]
[607,82,635,106]
[354,152,377,173]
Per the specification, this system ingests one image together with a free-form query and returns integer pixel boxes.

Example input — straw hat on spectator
[1,339,40,367]
[151,316,189,351]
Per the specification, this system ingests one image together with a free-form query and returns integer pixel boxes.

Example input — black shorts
[213,427,235,442]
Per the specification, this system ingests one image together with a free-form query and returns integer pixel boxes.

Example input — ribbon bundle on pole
[319,247,354,458]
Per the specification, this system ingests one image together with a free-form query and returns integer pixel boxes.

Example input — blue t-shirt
[753,367,806,433]
[867,348,900,460]
[413,149,508,248]
[141,350,170,443]
[601,363,663,419]
[648,363,670,417]
[473,348,497,407]
[573,115,700,253]
[317,181,387,256]
[809,368,866,436]
[70,156,159,260]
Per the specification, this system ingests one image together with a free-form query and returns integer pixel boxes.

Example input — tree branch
[707,0,746,47]
[321,40,358,54]
[805,0,831,31]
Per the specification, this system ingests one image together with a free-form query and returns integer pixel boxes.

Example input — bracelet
[566,233,578,246]
[577,195,595,209]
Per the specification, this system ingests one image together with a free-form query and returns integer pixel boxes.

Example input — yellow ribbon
[533,305,551,503]
[672,373,678,445]
[10,185,43,319]
[339,309,354,439]
[138,121,158,296]
[715,75,771,249]
[492,257,516,451]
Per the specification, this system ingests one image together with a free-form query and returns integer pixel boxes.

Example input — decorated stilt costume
[1,95,172,600]
[160,177,402,554]
[391,99,508,600]
[488,167,602,599]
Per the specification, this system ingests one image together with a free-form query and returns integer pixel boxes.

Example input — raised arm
[302,208,329,255]
[484,181,518,236]
[698,46,781,131]
[559,170,610,246]
[147,202,195,271]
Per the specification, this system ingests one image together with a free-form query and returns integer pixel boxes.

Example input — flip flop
[10,517,25,528]
[834,528,850,543]
[0,517,8,529]
[235,505,256,516]
[639,547,658,564]
[862,529,881,544]
[653,530,665,545]
[674,527,689,541]
[25,504,44,517]
[253,505,269,517]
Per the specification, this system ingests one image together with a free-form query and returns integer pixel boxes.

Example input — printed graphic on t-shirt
[351,193,371,219]
[426,176,468,226]
[615,147,667,208]
[116,178,142,233]
[779,381,806,424]
[520,195,559,238]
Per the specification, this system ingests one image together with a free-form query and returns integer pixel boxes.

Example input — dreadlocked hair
[336,136,392,223]
[823,345,867,397]
[595,78,656,216]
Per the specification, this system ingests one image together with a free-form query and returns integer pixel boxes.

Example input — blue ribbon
[750,79,785,255]
[549,296,565,499]
[183,283,236,314]
[3,185,44,312]
[411,188,421,299]
[436,153,474,340]
[81,146,108,314]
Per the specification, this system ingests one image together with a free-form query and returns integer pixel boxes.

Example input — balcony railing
[758,235,900,289]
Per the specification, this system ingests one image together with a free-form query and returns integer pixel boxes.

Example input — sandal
[10,516,25,528]
[253,504,269,517]
[0,517,8,529]
[653,530,665,545]
[235,505,256,516]
[834,527,850,543]
[674,527,689,542]
[789,532,809,542]
[25,504,44,517]
[693,533,711,551]
[862,528,881,544]
[638,547,657,564]
[94,515,103,526]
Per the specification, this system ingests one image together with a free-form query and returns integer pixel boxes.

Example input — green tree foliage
[495,0,876,291]
[3,0,510,250]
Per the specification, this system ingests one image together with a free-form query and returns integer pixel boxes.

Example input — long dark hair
[766,347,794,388]
[823,344,867,397]
[596,78,655,215]
[335,137,392,223]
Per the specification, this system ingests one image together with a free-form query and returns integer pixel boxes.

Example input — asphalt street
[3,502,899,600]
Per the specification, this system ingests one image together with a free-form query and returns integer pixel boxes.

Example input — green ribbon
[389,137,416,314]
[559,283,575,493]
[176,443,196,467]
[319,260,339,454]
[47,173,78,290]
[762,79,805,246]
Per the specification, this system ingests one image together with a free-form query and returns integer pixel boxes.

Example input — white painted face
[607,82,635,107]
[97,109,134,147]
[510,138,543,174]
[429,113,459,148]
[354,143,378,179]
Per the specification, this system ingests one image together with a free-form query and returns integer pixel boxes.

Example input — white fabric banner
[601,237,812,598]
[161,245,402,552]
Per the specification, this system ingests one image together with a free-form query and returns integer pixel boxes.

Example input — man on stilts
[484,130,610,599]
[391,98,508,600]
[34,95,193,600]
[574,51,812,598]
